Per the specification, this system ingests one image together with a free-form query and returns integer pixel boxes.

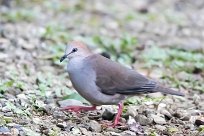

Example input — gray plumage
[66,53,184,106]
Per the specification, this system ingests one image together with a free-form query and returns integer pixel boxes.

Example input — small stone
[0,53,9,61]
[6,123,17,127]
[70,127,81,135]
[151,114,166,125]
[18,38,35,50]
[105,127,116,132]
[128,116,144,134]
[32,117,41,125]
[19,99,28,107]
[155,125,166,131]
[102,109,115,121]
[10,128,19,136]
[52,110,66,119]
[135,115,153,125]
[0,126,11,136]
[146,92,164,98]
[193,95,200,105]
[41,128,49,135]
[89,120,101,132]
[167,127,179,134]
[184,123,194,130]
[145,109,155,117]
[80,127,92,136]
[173,109,190,121]
[134,0,149,13]
[16,94,27,100]
[121,130,136,136]
[58,99,84,108]
[160,109,172,119]
[109,132,121,136]
[3,112,13,117]
[126,106,138,117]
[2,107,11,112]
[43,105,53,115]
[195,117,204,126]
[34,100,47,112]
[56,122,67,129]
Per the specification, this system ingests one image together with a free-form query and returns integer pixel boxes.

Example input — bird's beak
[60,49,75,62]
[60,54,68,62]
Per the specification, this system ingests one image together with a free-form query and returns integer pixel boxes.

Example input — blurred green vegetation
[0,9,37,22]
[41,24,70,43]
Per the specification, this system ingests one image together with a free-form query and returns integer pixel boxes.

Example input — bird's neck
[67,56,85,73]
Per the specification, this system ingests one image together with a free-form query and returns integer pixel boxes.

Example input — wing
[84,54,157,95]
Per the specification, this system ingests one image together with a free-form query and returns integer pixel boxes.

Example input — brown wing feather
[84,54,156,95]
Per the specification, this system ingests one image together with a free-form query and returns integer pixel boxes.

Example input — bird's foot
[60,105,96,112]
[101,102,124,128]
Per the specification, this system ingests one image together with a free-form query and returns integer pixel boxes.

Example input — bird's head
[60,41,91,62]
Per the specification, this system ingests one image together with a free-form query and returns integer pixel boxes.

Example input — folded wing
[84,54,157,95]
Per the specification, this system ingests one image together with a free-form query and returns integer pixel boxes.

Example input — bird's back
[84,54,184,96]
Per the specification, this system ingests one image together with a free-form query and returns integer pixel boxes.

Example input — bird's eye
[72,48,78,52]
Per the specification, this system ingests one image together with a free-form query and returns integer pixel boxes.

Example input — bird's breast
[65,57,125,105]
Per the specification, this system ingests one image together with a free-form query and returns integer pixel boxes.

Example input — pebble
[160,109,172,119]
[16,94,27,100]
[126,106,138,117]
[155,125,166,131]
[6,123,17,127]
[56,122,67,129]
[58,99,84,108]
[80,127,92,136]
[184,123,194,130]
[151,114,166,125]
[195,117,204,126]
[135,114,153,125]
[2,107,11,112]
[0,53,9,60]
[0,126,11,136]
[109,132,121,136]
[121,130,136,136]
[105,127,117,132]
[70,127,81,135]
[173,109,190,121]
[134,0,149,13]
[44,104,54,114]
[128,116,144,134]
[3,112,13,117]
[10,128,19,136]
[102,109,115,121]
[89,120,101,132]
[52,110,67,120]
[18,38,35,50]
[32,117,41,125]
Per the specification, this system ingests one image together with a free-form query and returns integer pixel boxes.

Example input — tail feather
[155,86,184,96]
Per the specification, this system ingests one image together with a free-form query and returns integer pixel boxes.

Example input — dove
[60,41,184,127]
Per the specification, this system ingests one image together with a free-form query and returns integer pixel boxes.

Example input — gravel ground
[0,0,204,136]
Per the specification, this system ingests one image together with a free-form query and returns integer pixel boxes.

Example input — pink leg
[113,102,123,127]
[60,105,96,112]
